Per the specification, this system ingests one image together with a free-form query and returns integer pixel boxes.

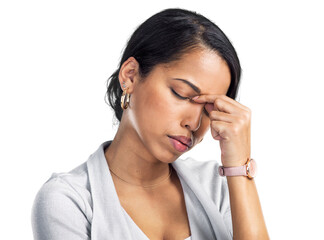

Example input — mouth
[167,135,193,151]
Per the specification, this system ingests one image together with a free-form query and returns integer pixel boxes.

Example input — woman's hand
[192,94,251,167]
[193,95,270,239]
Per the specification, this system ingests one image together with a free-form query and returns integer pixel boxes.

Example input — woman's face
[125,48,231,163]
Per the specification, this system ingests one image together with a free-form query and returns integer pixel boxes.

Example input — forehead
[162,48,231,95]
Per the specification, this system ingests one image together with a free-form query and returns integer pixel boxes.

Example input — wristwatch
[218,158,257,179]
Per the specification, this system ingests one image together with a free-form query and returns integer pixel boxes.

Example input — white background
[1,0,323,239]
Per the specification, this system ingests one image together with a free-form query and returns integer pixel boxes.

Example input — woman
[32,8,269,240]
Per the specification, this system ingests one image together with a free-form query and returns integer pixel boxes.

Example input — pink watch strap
[218,165,247,177]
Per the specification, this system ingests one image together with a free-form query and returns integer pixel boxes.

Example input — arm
[31,176,91,240]
[192,94,269,239]
[227,176,268,239]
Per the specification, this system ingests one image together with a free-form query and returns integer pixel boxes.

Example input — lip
[168,137,189,152]
[168,135,193,148]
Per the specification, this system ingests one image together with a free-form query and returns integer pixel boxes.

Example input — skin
[105,47,269,239]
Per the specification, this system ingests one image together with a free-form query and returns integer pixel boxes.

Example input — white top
[32,140,233,239]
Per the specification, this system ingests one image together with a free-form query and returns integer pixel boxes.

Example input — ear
[118,57,140,94]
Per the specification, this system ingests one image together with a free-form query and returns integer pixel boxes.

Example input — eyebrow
[172,78,201,94]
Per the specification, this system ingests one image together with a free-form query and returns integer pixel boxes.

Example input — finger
[204,103,214,113]
[210,120,231,141]
[207,109,236,123]
[194,95,238,114]
[193,94,248,112]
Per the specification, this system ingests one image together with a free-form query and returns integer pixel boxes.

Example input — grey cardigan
[31,140,233,240]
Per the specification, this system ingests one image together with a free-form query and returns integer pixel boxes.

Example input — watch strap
[218,165,247,177]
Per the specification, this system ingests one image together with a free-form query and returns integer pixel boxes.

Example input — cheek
[147,82,185,117]
[134,86,175,132]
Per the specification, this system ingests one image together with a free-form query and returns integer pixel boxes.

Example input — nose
[181,103,204,132]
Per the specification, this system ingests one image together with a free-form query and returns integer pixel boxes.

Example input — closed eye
[171,88,209,117]
[171,88,188,100]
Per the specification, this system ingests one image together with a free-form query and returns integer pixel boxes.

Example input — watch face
[247,159,257,178]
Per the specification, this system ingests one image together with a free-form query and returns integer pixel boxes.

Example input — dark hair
[105,8,241,123]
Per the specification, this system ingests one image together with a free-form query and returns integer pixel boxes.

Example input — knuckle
[245,107,252,116]
[210,110,221,119]
[231,125,240,135]
[214,98,222,106]
[242,113,249,122]
[242,109,251,121]
[237,117,245,126]
[209,111,216,119]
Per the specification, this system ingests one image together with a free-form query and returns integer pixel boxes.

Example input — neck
[105,119,172,187]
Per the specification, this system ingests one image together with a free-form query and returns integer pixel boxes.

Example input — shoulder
[31,162,92,239]
[32,161,92,217]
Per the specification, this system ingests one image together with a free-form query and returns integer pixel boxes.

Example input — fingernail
[192,96,199,100]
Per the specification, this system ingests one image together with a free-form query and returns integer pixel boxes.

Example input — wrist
[219,158,257,179]
[221,155,250,168]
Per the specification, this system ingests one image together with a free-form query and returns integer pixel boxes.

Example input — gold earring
[121,82,130,110]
